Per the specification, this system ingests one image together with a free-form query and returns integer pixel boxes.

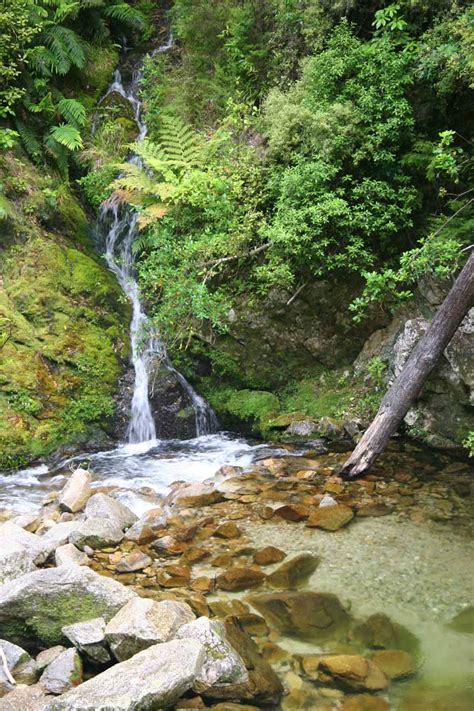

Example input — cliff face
[0,152,130,469]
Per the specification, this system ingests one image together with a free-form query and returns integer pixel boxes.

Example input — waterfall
[96,45,216,443]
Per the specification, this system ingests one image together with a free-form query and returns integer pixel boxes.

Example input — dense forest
[0,0,473,466]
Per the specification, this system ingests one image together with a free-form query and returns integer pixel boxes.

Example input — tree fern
[49,123,83,150]
[58,98,86,128]
[158,116,202,168]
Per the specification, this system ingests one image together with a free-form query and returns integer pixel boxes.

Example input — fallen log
[341,250,474,478]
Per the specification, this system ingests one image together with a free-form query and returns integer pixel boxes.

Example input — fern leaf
[49,123,83,150]
[58,98,86,128]
[15,120,42,159]
[43,26,88,74]
[158,116,202,168]
[103,3,144,27]
[138,203,169,229]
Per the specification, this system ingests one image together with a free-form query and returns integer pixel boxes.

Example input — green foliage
[463,432,474,457]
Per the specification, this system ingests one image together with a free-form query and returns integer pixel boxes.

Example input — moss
[203,384,280,436]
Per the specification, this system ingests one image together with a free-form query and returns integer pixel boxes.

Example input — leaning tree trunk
[341,250,474,478]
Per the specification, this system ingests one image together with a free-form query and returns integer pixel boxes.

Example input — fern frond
[138,203,169,229]
[15,120,42,159]
[58,98,86,128]
[44,133,70,177]
[103,3,144,28]
[49,123,83,150]
[43,26,88,74]
[158,116,202,168]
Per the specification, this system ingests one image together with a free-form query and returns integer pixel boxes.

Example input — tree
[341,250,474,478]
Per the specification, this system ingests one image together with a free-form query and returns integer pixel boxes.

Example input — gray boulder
[0,522,51,565]
[49,639,205,710]
[69,518,123,551]
[62,618,110,664]
[0,684,50,710]
[177,617,248,690]
[0,539,37,584]
[105,597,195,662]
[55,544,89,567]
[85,494,137,531]
[40,648,82,695]
[0,565,136,647]
[58,470,91,514]
[36,647,67,672]
[41,523,86,552]
[0,639,38,693]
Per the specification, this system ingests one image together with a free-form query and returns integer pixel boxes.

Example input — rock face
[248,591,351,641]
[62,618,110,664]
[58,470,91,513]
[176,617,248,690]
[39,647,82,694]
[105,597,195,661]
[148,363,198,439]
[0,565,135,647]
[84,494,137,530]
[49,639,205,711]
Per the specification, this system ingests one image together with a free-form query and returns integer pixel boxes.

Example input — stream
[1,43,473,711]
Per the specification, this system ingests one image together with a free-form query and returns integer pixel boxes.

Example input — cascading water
[96,46,216,443]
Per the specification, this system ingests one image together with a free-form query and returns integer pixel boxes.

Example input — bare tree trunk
[341,251,474,478]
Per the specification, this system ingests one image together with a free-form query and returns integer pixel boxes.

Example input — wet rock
[341,695,390,711]
[151,535,186,556]
[62,618,110,664]
[177,617,248,691]
[253,546,286,566]
[370,649,416,679]
[105,597,195,661]
[274,504,309,522]
[172,483,223,507]
[206,617,283,706]
[210,704,260,711]
[39,647,82,694]
[191,576,214,593]
[213,522,241,539]
[124,508,165,544]
[49,639,205,711]
[157,564,192,587]
[0,639,38,685]
[447,606,474,633]
[58,469,91,513]
[0,539,37,584]
[318,655,388,691]
[238,613,269,637]
[248,591,351,641]
[85,494,137,531]
[36,647,67,672]
[356,503,393,517]
[0,565,135,647]
[115,551,152,573]
[306,504,354,531]
[0,684,50,711]
[267,553,319,590]
[352,614,420,656]
[55,544,89,567]
[216,567,266,592]
[69,517,123,550]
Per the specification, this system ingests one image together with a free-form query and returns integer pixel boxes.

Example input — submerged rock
[62,618,110,664]
[352,614,420,656]
[248,591,351,641]
[267,553,319,589]
[58,470,91,514]
[0,565,135,647]
[253,546,286,566]
[105,597,195,661]
[49,639,205,711]
[216,567,266,592]
[318,654,389,691]
[176,617,248,690]
[447,606,474,634]
[39,647,82,694]
[306,504,354,531]
[341,695,390,711]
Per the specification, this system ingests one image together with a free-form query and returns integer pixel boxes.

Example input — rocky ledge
[0,445,472,710]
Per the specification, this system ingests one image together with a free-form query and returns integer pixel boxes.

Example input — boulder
[0,639,38,685]
[247,591,351,641]
[39,648,82,695]
[36,647,67,672]
[41,522,85,551]
[0,565,135,648]
[84,494,137,531]
[114,551,152,573]
[62,618,110,664]
[58,470,91,513]
[306,504,354,531]
[216,568,266,592]
[0,539,36,584]
[124,508,165,544]
[177,617,248,691]
[49,639,205,711]
[0,522,51,565]
[352,614,420,656]
[0,684,51,711]
[105,597,195,661]
[69,518,123,550]
[370,649,416,679]
[55,544,89,567]
[172,483,223,507]
[267,553,319,589]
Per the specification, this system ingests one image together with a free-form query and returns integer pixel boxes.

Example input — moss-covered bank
[0,152,130,469]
